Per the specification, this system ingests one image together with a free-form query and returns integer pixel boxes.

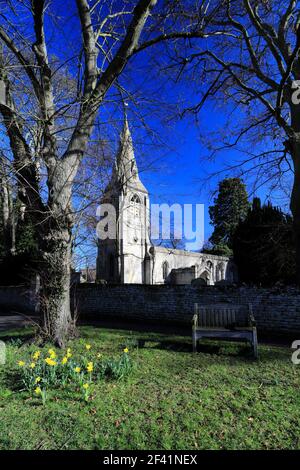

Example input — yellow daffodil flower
[45,357,57,366]
[85,344,91,350]
[32,351,41,361]
[35,377,41,384]
[61,356,68,365]
[123,348,129,354]
[35,386,42,395]
[86,362,93,373]
[74,367,81,373]
[48,349,56,359]
[97,353,101,358]
[30,362,36,369]
[83,383,89,390]
[18,361,25,367]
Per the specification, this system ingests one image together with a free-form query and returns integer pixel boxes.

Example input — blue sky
[4,0,292,255]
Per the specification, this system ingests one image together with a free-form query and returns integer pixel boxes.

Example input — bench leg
[192,330,197,353]
[252,328,258,359]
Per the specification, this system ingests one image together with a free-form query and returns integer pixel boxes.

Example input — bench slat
[196,304,248,328]
[192,302,258,359]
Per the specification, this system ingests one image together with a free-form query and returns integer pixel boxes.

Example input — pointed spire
[113,115,139,187]
[103,114,148,197]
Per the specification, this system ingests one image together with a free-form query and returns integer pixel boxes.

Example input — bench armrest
[248,303,256,327]
[192,314,198,328]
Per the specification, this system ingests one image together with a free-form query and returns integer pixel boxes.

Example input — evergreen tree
[208,178,250,255]
[233,198,296,286]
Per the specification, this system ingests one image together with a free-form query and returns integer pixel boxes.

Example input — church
[96,118,237,285]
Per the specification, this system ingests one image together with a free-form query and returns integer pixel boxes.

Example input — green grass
[0,325,299,450]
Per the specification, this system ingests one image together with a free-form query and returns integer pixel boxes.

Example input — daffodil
[18,360,25,367]
[66,348,72,358]
[48,349,56,359]
[86,362,93,373]
[32,351,41,361]
[83,383,89,390]
[61,356,68,365]
[35,387,42,395]
[45,357,57,366]
[35,377,41,384]
[97,353,101,358]
[30,362,36,369]
[85,344,91,350]
[74,367,81,373]
[123,348,129,354]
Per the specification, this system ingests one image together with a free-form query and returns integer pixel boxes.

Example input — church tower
[96,117,152,284]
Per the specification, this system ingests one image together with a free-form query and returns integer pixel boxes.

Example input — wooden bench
[192,303,258,358]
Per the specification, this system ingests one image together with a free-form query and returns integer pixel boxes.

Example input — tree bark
[39,159,78,347]
[0,157,16,255]
[290,135,300,286]
[39,221,74,347]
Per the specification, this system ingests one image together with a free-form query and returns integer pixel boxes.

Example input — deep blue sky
[7,0,292,251]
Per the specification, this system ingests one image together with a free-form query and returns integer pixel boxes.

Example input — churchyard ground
[0,325,299,450]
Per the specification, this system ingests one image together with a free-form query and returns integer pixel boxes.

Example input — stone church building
[96,119,237,285]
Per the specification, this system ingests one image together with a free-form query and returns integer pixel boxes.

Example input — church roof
[106,116,148,195]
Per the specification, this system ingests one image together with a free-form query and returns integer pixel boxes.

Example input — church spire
[109,114,149,195]
[114,114,138,186]
[104,114,148,196]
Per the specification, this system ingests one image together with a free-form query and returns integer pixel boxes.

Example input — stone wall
[0,285,37,314]
[72,284,300,335]
[1,283,300,335]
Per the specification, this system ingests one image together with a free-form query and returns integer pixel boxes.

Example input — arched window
[131,194,140,204]
[206,260,213,270]
[162,261,169,280]
[216,263,225,282]
[130,194,140,216]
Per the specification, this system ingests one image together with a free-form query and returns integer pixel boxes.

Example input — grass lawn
[0,325,299,450]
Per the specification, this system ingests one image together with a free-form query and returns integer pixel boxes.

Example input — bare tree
[0,0,160,346]
[146,0,300,284]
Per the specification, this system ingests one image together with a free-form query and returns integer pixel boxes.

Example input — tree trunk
[39,223,74,347]
[290,135,300,286]
[39,159,78,347]
[0,162,15,255]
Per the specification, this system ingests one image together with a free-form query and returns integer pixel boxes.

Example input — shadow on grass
[0,332,35,348]
[136,336,289,363]
[1,369,23,392]
[138,336,256,358]
[0,330,34,345]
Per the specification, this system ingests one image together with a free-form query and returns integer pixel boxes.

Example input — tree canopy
[208,177,250,255]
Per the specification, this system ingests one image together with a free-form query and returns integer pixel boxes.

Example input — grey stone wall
[1,283,300,335]
[72,284,300,335]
